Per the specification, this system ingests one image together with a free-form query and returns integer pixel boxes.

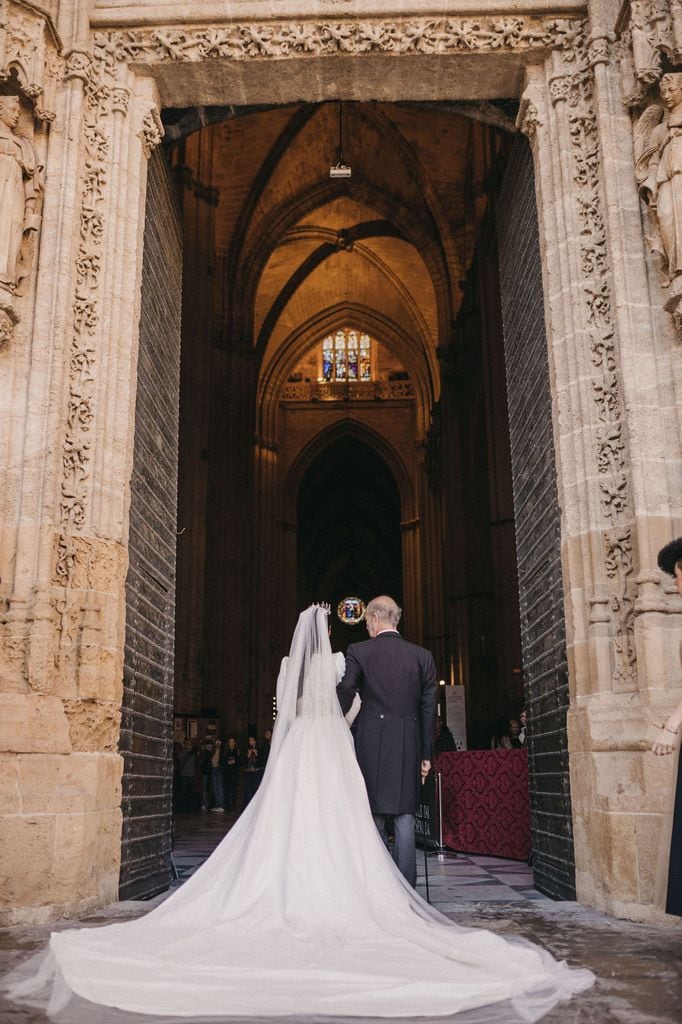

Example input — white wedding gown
[4,607,594,1023]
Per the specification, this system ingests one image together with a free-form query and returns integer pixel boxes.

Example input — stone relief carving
[634,72,682,329]
[0,0,60,119]
[54,55,162,586]
[0,1,59,344]
[64,49,92,84]
[281,379,413,402]
[139,106,163,158]
[617,1,682,336]
[543,31,638,690]
[111,86,129,115]
[621,0,678,98]
[587,35,612,69]
[515,98,541,138]
[92,15,583,69]
[0,93,43,339]
[55,54,111,586]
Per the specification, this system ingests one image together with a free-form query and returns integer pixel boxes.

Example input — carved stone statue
[634,73,682,329]
[0,94,43,332]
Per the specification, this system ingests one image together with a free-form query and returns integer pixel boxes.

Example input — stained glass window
[359,334,371,380]
[321,328,372,382]
[337,597,366,625]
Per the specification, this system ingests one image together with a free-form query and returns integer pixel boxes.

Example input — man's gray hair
[366,596,402,626]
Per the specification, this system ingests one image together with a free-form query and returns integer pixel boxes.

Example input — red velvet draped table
[435,749,531,861]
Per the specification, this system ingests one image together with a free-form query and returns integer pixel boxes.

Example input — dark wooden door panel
[496,136,575,900]
[120,149,181,900]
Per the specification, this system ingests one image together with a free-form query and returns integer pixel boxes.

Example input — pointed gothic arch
[256,302,437,446]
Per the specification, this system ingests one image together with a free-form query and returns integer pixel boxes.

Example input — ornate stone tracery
[0,0,60,118]
[535,31,639,691]
[0,1,59,343]
[139,106,164,158]
[621,0,680,98]
[65,48,92,84]
[55,45,164,586]
[633,71,682,330]
[92,15,584,68]
[618,1,682,336]
[57,64,109,566]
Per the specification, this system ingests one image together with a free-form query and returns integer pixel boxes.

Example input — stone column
[252,433,282,726]
[419,441,446,668]
[279,517,299,663]
[520,9,682,919]
[401,515,422,645]
[611,0,682,914]
[0,2,106,925]
[0,3,163,920]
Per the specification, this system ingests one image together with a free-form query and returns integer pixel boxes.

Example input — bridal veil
[3,605,594,1022]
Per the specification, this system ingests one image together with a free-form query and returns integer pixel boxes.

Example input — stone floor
[1,812,681,1023]
[170,813,547,903]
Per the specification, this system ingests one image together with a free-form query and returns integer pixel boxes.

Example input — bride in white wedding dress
[4,605,594,1023]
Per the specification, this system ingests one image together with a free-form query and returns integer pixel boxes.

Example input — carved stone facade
[93,16,583,65]
[0,0,57,342]
[0,1,680,927]
[619,1,682,335]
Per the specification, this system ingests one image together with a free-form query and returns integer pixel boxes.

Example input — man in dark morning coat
[336,595,438,886]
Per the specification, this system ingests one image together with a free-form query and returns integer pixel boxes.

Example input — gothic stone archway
[1,2,681,925]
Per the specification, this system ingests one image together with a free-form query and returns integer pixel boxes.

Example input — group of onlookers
[490,708,528,750]
[174,708,530,813]
[176,712,515,813]
[173,729,273,814]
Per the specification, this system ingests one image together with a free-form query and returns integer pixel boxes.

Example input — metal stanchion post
[435,770,451,859]
[437,770,443,858]
[422,836,430,903]
[170,816,179,880]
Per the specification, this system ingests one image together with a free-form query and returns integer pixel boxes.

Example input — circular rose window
[337,596,366,625]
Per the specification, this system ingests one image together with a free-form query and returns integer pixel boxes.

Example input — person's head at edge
[657,537,682,596]
[365,595,402,638]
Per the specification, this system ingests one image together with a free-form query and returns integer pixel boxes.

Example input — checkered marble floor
[171,812,549,904]
[416,851,549,906]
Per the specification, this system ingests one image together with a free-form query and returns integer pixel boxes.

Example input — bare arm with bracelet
[652,538,682,756]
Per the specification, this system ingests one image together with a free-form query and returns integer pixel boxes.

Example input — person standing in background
[261,728,273,767]
[223,736,241,811]
[490,717,513,750]
[177,740,199,813]
[518,708,528,748]
[209,737,225,812]
[242,734,263,809]
[652,537,682,916]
